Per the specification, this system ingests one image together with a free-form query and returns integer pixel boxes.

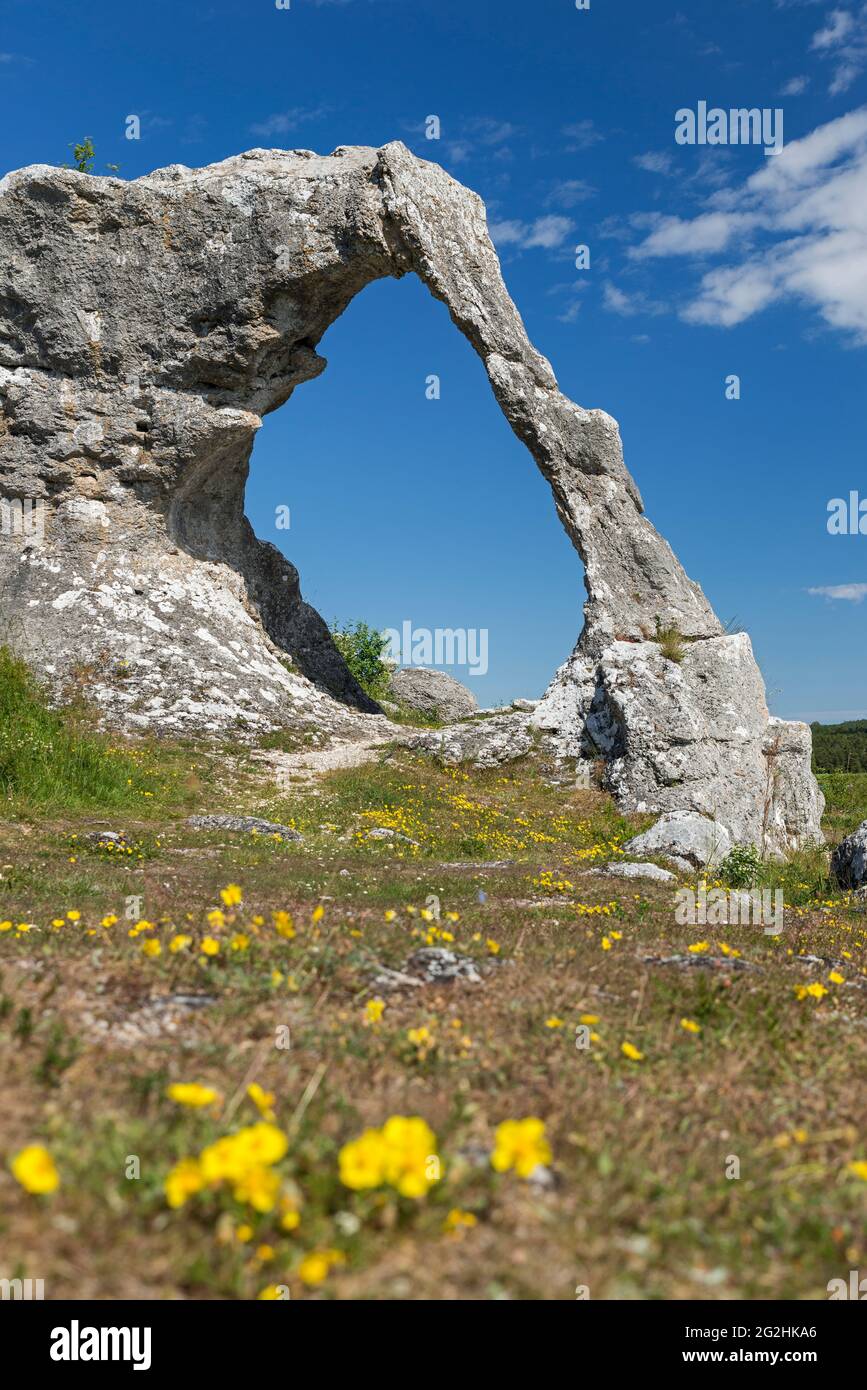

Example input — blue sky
[2,0,865,717]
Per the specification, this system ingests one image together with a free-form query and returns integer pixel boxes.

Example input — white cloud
[807,583,867,601]
[632,211,756,257]
[489,214,573,250]
[633,151,674,175]
[602,282,666,317]
[546,178,596,207]
[434,117,518,167]
[629,107,867,342]
[781,75,810,94]
[810,4,867,94]
[811,8,855,48]
[471,119,518,146]
[443,140,473,165]
[562,120,604,149]
[557,300,584,324]
[549,279,589,323]
[250,105,329,138]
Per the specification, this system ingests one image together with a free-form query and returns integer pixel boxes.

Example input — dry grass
[0,746,865,1301]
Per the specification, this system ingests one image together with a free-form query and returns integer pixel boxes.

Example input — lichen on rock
[0,143,823,853]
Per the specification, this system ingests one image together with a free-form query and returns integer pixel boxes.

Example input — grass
[255,749,638,864]
[652,620,686,664]
[383,704,445,728]
[817,770,867,840]
[0,715,865,1301]
[0,647,219,817]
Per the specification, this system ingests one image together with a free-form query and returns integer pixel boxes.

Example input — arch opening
[241,273,584,713]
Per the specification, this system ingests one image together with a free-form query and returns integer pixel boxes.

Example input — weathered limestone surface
[389,667,477,721]
[623,811,732,870]
[0,143,823,851]
[412,710,534,770]
[831,821,867,889]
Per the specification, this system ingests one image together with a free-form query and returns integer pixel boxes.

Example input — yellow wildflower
[339,1128,387,1191]
[235,1122,288,1167]
[233,1165,281,1213]
[298,1249,343,1286]
[166,1082,220,1108]
[280,1197,301,1232]
[794,982,828,1000]
[380,1116,440,1198]
[443,1208,478,1234]
[273,911,295,939]
[491,1118,552,1178]
[11,1144,59,1195]
[164,1157,204,1209]
[247,1083,276,1121]
[339,1116,439,1198]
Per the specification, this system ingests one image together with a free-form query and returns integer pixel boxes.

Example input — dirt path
[252,735,393,792]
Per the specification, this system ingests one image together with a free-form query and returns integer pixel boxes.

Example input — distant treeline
[811,720,867,772]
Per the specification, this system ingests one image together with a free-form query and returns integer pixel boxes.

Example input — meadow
[1,651,865,1300]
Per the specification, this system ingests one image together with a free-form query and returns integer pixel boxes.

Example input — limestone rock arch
[0,143,823,851]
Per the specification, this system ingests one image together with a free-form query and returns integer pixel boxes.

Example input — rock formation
[0,143,823,852]
[623,811,732,870]
[389,668,478,722]
[831,821,867,889]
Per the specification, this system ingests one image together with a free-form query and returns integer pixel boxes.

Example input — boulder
[389,667,477,721]
[371,947,485,992]
[412,711,533,769]
[831,821,867,889]
[623,811,732,869]
[603,861,676,883]
[187,814,302,842]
